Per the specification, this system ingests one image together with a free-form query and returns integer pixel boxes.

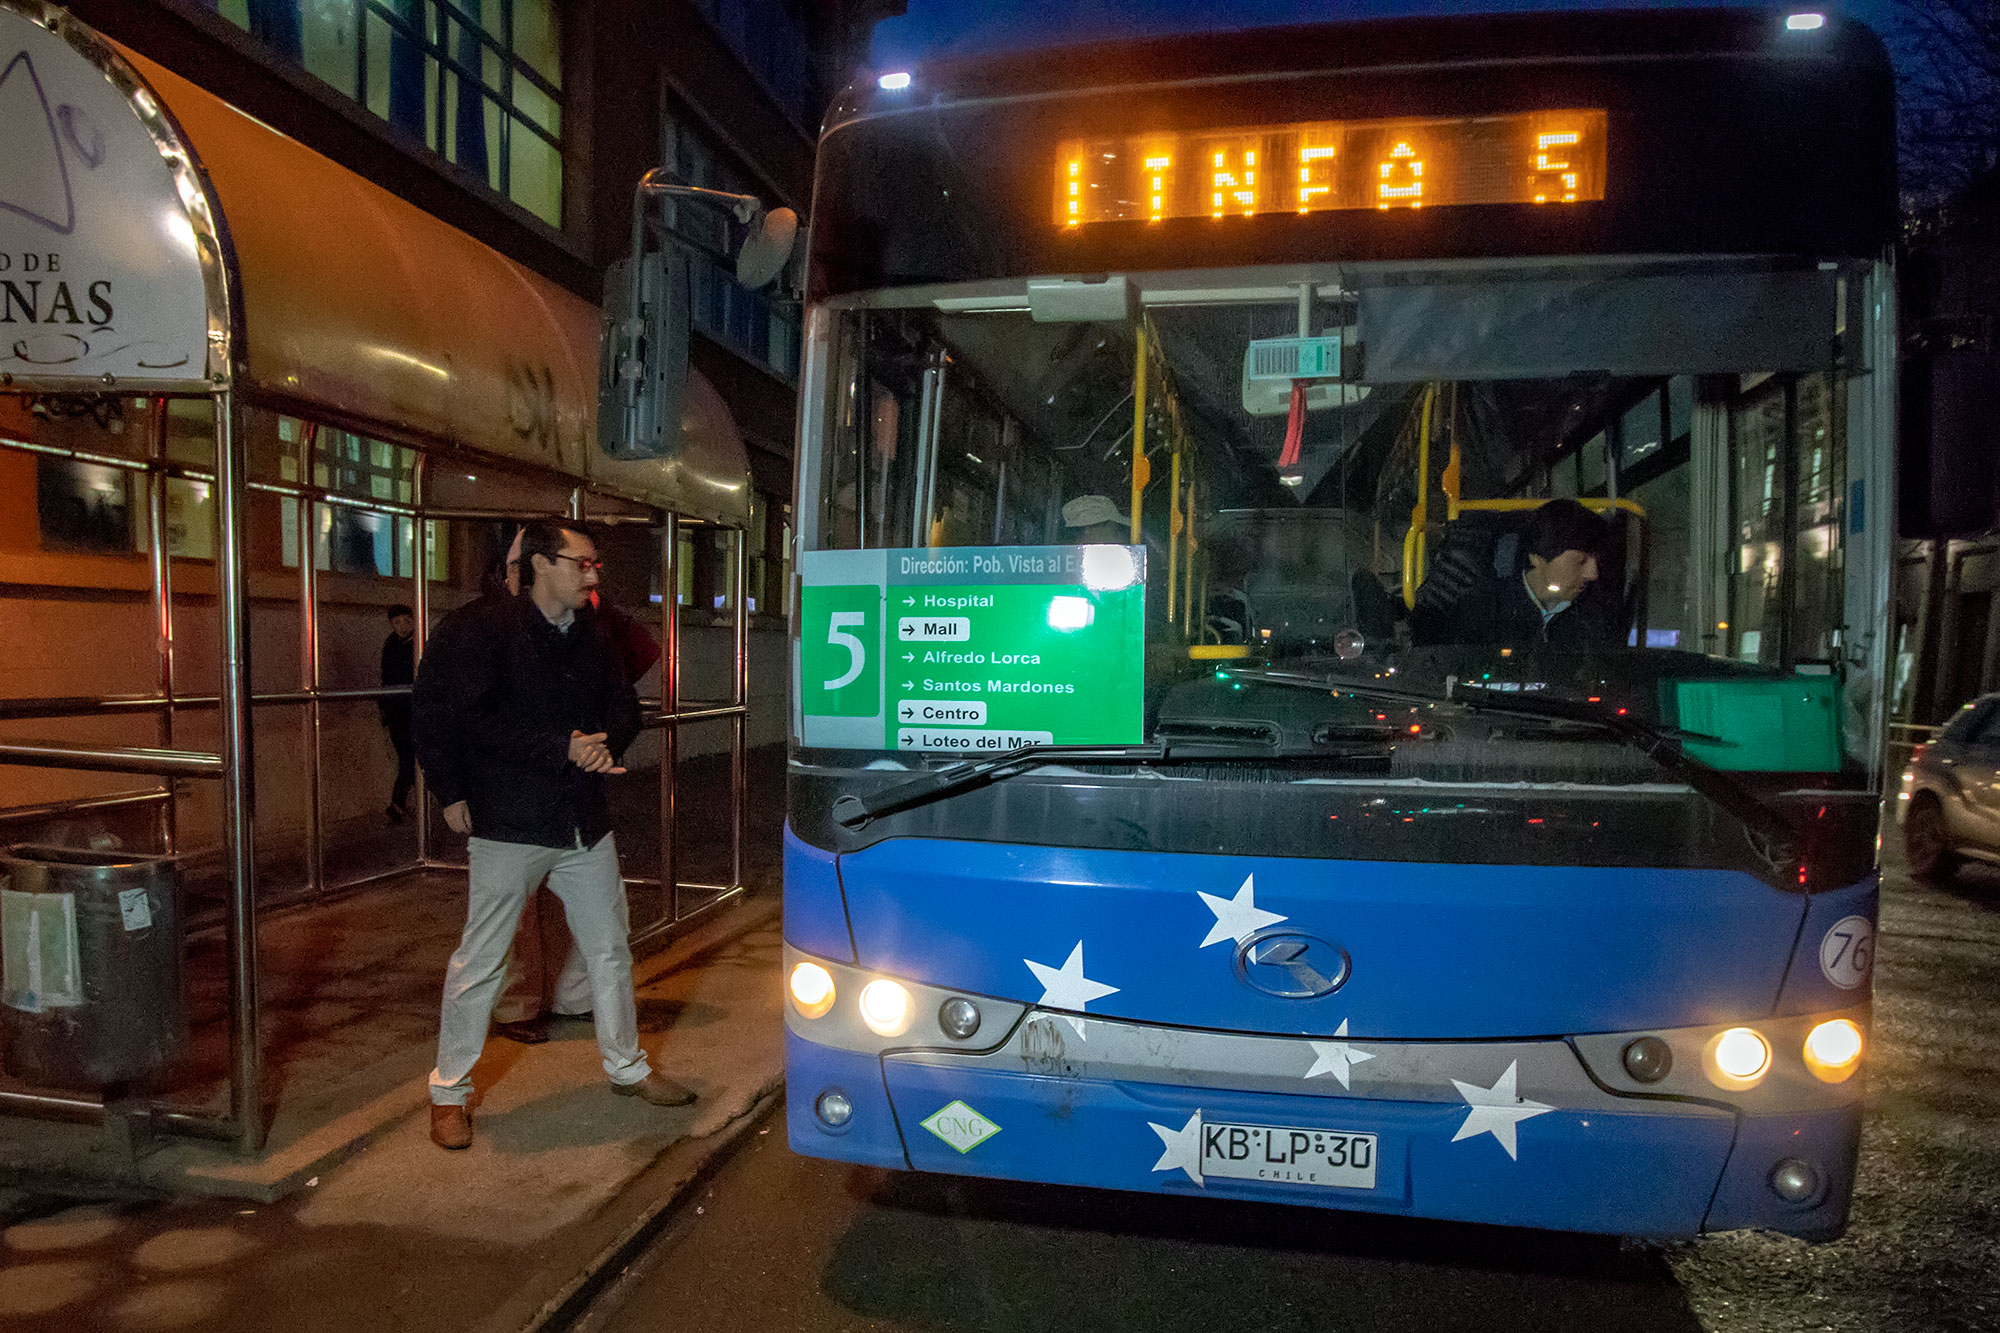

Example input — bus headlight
[858,979,914,1037]
[788,962,836,1019]
[1803,1018,1864,1083]
[1705,1026,1772,1089]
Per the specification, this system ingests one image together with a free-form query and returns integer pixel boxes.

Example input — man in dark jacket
[422,520,694,1150]
[1411,499,1620,649]
[412,551,512,837]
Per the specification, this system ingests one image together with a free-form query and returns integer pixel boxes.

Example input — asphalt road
[581,859,2000,1333]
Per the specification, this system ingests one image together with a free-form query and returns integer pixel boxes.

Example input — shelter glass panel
[319,697,420,881]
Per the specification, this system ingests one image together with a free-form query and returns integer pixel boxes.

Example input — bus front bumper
[783,950,1866,1240]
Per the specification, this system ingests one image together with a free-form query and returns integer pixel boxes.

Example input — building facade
[65,0,894,623]
[3,0,895,914]
[1893,177,2000,728]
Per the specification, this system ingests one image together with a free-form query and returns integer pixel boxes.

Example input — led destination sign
[1056,109,1606,226]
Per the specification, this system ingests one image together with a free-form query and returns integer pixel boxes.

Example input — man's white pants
[430,833,652,1105]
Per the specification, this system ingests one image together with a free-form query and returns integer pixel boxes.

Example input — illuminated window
[218,0,567,228]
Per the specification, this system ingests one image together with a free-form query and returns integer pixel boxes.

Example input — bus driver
[1411,499,1617,649]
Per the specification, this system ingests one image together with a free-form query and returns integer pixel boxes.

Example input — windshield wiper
[829,735,1378,830]
[832,744,1167,829]
[1225,666,1804,864]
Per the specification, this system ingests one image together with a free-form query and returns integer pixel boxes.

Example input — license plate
[1201,1121,1378,1189]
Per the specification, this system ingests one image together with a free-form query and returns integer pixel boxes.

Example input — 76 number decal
[1819,915,1874,990]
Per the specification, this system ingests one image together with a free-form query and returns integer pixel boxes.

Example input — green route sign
[799,545,1146,753]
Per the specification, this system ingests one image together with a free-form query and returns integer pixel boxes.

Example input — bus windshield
[799,260,1872,784]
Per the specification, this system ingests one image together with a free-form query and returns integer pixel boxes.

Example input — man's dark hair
[386,603,413,620]
[518,519,587,588]
[1522,499,1608,563]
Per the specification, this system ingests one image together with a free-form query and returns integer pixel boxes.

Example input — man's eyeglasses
[552,553,604,573]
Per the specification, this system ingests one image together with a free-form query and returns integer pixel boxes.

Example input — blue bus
[782,8,1894,1240]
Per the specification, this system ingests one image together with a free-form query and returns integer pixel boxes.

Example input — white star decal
[1449,1060,1555,1161]
[1197,874,1288,948]
[1148,1110,1205,1185]
[1304,1019,1375,1090]
[1023,942,1120,1037]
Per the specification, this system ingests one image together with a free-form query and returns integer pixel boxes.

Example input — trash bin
[0,844,186,1089]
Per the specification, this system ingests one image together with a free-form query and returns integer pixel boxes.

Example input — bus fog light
[938,996,982,1040]
[859,979,914,1037]
[1803,1019,1864,1083]
[815,1090,854,1127]
[1704,1026,1772,1089]
[788,962,836,1019]
[1620,1036,1673,1083]
[1769,1157,1820,1203]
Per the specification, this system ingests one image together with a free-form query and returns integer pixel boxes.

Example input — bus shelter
[0,1,754,1153]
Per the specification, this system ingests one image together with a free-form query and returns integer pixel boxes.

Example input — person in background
[420,520,694,1152]
[380,604,417,823]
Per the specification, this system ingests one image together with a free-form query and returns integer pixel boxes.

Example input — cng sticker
[1818,915,1874,990]
[921,1100,1001,1154]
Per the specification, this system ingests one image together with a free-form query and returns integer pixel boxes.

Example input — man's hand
[443,801,472,834]
[568,730,626,775]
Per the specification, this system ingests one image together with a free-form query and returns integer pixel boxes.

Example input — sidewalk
[0,897,786,1332]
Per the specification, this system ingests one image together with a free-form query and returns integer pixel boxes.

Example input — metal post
[145,399,178,856]
[731,524,748,892]
[412,454,430,865]
[300,423,324,898]
[213,389,264,1153]
[660,513,680,923]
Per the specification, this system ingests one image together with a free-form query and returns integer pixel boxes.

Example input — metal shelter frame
[0,400,752,1152]
[0,1,750,1157]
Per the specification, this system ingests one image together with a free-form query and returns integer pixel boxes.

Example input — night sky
[871,1,1902,67]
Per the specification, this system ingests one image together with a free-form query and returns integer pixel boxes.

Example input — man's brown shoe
[493,1018,549,1045]
[612,1072,697,1107]
[430,1103,473,1149]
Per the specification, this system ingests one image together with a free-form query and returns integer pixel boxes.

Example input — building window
[214,0,565,228]
[662,111,802,381]
[688,0,821,130]
[37,459,136,554]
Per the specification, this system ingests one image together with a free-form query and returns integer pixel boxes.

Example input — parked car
[1898,692,2000,879]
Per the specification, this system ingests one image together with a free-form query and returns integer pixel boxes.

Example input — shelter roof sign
[0,1,226,392]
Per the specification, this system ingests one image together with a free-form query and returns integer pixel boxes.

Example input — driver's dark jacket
[1412,563,1619,649]
[417,593,639,849]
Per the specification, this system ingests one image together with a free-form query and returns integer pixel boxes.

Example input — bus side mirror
[598,247,690,461]
[737,207,799,290]
[597,175,796,460]
[1900,326,2000,539]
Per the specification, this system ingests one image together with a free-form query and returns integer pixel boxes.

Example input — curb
[520,1076,786,1333]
